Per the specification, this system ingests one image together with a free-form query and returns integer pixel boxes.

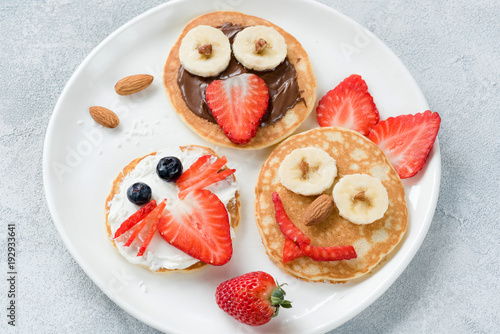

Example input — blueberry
[127,182,152,205]
[156,156,183,182]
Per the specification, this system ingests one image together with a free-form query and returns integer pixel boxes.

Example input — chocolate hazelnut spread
[177,23,304,127]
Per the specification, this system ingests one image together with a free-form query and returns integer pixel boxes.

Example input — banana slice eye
[179,25,231,77]
[232,25,287,71]
[332,174,389,225]
[278,147,337,196]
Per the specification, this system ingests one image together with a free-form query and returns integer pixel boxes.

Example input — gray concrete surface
[1,0,499,333]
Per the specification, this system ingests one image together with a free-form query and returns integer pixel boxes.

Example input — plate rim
[42,0,441,333]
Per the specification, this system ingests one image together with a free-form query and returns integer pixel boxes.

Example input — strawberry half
[158,189,232,266]
[176,155,236,200]
[206,73,269,145]
[272,192,311,245]
[316,74,379,136]
[215,271,292,326]
[368,110,441,179]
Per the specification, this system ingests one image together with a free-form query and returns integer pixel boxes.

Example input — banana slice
[332,174,389,225]
[232,25,287,71]
[179,25,231,77]
[278,147,337,196]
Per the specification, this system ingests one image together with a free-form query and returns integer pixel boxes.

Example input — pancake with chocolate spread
[164,11,316,149]
[254,127,408,282]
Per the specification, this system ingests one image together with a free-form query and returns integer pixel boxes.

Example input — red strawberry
[176,155,236,200]
[272,192,311,245]
[274,193,357,263]
[158,189,232,266]
[113,199,157,239]
[282,239,357,263]
[175,154,211,186]
[215,271,292,326]
[178,168,235,200]
[121,200,166,256]
[176,156,226,191]
[368,110,441,179]
[316,74,379,136]
[137,201,167,256]
[206,73,269,145]
[301,244,357,262]
[283,238,304,263]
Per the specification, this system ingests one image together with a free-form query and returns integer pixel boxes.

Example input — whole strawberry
[215,271,292,326]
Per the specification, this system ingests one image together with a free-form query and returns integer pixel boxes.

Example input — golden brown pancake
[254,127,407,282]
[105,145,240,273]
[164,11,316,149]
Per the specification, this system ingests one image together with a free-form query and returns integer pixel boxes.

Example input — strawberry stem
[270,283,292,318]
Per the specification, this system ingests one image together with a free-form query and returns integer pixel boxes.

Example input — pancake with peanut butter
[254,127,407,282]
[164,11,316,149]
[105,145,240,273]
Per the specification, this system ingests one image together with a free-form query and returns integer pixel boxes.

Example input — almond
[114,74,154,95]
[303,194,334,226]
[89,106,119,128]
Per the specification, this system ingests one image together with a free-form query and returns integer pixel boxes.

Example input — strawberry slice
[158,189,232,266]
[177,156,228,191]
[316,74,379,136]
[122,200,166,248]
[272,192,311,245]
[178,168,235,200]
[175,155,211,186]
[283,240,357,262]
[137,200,166,256]
[113,200,157,239]
[368,110,441,179]
[206,73,269,145]
[283,238,304,263]
[176,155,236,200]
[300,244,357,261]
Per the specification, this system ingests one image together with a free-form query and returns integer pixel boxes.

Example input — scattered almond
[89,106,119,128]
[115,74,154,96]
[303,194,334,226]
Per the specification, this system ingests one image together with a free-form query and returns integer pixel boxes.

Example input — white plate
[43,0,441,333]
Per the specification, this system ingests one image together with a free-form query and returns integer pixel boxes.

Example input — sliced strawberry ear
[122,199,165,248]
[175,155,211,186]
[113,200,157,239]
[316,74,379,136]
[177,156,228,191]
[272,192,311,245]
[137,200,167,256]
[368,110,441,179]
[178,167,235,200]
[176,155,236,200]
